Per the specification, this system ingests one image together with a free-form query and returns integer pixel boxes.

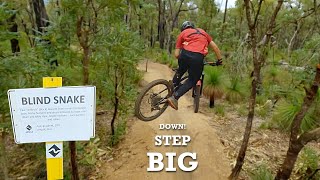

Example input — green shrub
[259,121,272,130]
[272,99,317,132]
[109,118,127,146]
[203,67,226,104]
[225,78,247,103]
[256,106,269,119]
[169,58,178,68]
[249,164,274,180]
[296,147,320,179]
[214,104,225,117]
[255,94,269,106]
[237,105,248,116]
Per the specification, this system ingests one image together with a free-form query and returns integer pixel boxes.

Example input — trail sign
[7,86,96,144]
[46,143,63,158]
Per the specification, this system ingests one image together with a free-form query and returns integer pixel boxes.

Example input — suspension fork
[194,72,204,97]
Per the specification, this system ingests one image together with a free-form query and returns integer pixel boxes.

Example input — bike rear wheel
[193,85,201,113]
[135,79,172,121]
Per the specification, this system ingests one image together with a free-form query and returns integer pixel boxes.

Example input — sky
[218,0,237,10]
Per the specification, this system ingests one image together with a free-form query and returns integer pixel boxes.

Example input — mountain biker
[167,21,223,110]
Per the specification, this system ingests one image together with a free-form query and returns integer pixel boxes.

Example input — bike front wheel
[135,79,171,121]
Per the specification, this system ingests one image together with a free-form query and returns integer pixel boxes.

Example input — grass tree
[272,97,318,132]
[275,64,320,179]
[203,67,225,108]
[225,78,247,103]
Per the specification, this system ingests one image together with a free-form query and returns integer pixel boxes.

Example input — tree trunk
[111,97,119,137]
[69,141,79,180]
[150,18,154,47]
[229,62,260,179]
[167,0,185,53]
[32,0,59,66]
[238,6,243,39]
[138,4,142,36]
[8,14,20,54]
[157,0,161,42]
[275,64,320,180]
[167,0,180,54]
[209,96,215,108]
[206,1,214,31]
[76,16,90,85]
[32,0,50,33]
[229,1,284,179]
[83,47,90,85]
[275,142,303,180]
[0,114,9,180]
[287,21,300,58]
[24,1,36,47]
[158,0,165,49]
[168,13,179,54]
[56,0,61,16]
[124,0,129,24]
[229,1,260,177]
[128,1,132,29]
[160,2,166,49]
[223,0,228,24]
[167,22,172,54]
[220,0,228,41]
[111,68,119,145]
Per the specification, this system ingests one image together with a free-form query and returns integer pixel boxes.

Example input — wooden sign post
[43,77,63,180]
[8,77,96,180]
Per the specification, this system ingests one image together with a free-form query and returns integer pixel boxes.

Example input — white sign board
[8,86,96,144]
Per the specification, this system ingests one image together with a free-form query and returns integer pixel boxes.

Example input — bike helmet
[180,21,195,32]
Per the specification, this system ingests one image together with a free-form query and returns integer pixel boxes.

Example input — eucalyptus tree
[229,0,284,179]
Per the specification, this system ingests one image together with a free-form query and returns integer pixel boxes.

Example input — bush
[225,78,247,103]
[249,164,274,180]
[237,105,248,116]
[203,67,226,107]
[272,99,317,132]
[214,104,225,117]
[296,147,320,179]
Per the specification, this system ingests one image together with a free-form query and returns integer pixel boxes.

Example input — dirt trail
[100,61,230,180]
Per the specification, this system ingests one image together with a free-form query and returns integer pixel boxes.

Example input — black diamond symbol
[48,145,61,157]
[26,125,32,131]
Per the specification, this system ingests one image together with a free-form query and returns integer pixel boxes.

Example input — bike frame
[154,61,216,107]
[199,72,205,95]
[177,72,205,98]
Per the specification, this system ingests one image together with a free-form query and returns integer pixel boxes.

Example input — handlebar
[204,61,218,66]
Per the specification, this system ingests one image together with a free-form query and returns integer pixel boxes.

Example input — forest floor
[95,61,231,180]
[93,61,320,180]
[4,62,319,180]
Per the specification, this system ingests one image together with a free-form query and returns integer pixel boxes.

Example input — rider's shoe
[167,96,178,110]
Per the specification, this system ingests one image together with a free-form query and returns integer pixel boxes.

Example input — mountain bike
[134,60,220,121]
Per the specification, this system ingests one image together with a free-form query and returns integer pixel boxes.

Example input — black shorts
[173,49,204,99]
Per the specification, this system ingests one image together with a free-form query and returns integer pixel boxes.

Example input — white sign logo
[46,143,63,158]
